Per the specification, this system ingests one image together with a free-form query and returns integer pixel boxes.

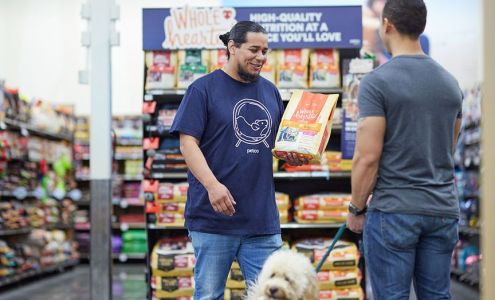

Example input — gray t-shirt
[358,55,462,218]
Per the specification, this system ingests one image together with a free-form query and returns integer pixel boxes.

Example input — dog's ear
[302,273,319,300]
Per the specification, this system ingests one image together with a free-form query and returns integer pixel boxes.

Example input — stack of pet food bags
[152,182,188,227]
[294,194,351,224]
[272,90,339,164]
[225,261,246,300]
[293,238,363,299]
[150,236,195,300]
[284,151,352,173]
[275,192,290,223]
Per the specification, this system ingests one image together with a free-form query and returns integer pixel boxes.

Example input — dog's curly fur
[246,250,319,300]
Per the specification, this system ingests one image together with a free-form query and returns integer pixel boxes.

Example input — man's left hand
[284,152,310,166]
[346,214,365,234]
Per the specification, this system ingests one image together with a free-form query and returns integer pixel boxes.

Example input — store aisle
[0,264,480,300]
[0,264,146,300]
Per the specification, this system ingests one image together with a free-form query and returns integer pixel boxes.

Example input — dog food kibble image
[273,90,338,164]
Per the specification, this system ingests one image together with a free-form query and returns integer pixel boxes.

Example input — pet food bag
[295,194,351,211]
[261,51,277,84]
[309,49,341,88]
[145,51,177,90]
[151,237,195,277]
[151,276,194,298]
[226,268,246,289]
[294,210,348,223]
[273,90,338,164]
[224,289,245,300]
[276,49,309,88]
[209,49,228,72]
[317,269,362,290]
[319,288,364,300]
[177,50,209,89]
[293,239,360,271]
[275,192,290,210]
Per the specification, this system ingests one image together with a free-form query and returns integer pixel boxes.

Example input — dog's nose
[269,287,278,295]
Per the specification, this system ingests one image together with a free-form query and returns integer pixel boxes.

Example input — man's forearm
[351,155,379,210]
[180,138,218,190]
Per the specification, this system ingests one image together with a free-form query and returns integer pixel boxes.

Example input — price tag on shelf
[120,223,129,231]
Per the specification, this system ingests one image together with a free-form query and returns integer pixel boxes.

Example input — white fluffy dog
[246,250,319,300]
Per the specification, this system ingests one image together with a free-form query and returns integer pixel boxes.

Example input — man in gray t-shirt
[345,1,462,299]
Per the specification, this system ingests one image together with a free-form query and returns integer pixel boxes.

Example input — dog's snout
[269,287,278,295]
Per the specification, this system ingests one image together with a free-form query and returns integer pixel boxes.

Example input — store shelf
[0,224,74,237]
[116,175,143,181]
[0,190,37,199]
[150,172,188,179]
[113,253,146,262]
[0,259,79,289]
[113,198,144,208]
[148,224,186,230]
[114,153,143,160]
[3,118,73,142]
[116,139,142,146]
[113,222,146,230]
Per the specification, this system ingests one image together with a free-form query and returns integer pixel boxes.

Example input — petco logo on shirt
[162,6,237,49]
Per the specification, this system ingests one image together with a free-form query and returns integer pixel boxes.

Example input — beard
[237,63,260,83]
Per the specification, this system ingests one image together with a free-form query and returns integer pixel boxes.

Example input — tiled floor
[0,264,480,300]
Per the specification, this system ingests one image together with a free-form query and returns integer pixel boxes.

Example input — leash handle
[315,223,347,273]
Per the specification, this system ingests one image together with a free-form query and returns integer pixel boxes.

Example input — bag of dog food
[151,237,195,277]
[293,238,359,271]
[317,269,362,290]
[275,192,290,210]
[319,288,364,300]
[261,51,277,84]
[151,276,194,297]
[310,49,340,88]
[226,268,246,289]
[209,49,228,72]
[273,90,339,164]
[295,194,351,211]
[145,51,177,90]
[294,210,348,223]
[224,288,246,300]
[156,212,185,227]
[276,49,309,88]
[177,50,209,89]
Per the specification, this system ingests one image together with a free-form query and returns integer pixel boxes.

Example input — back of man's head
[382,0,427,39]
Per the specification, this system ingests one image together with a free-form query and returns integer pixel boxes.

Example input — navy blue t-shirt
[170,70,284,235]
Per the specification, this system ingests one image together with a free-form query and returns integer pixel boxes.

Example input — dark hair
[382,0,427,39]
[219,21,267,59]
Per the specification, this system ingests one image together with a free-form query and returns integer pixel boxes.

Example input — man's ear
[228,40,236,57]
[383,17,394,34]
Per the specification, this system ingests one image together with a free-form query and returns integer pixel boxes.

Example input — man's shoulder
[189,70,219,90]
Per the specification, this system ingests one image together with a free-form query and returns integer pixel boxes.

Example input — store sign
[143,6,362,50]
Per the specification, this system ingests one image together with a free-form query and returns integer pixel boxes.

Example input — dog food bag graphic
[319,288,364,300]
[276,49,309,88]
[273,90,338,164]
[260,51,277,84]
[309,49,341,88]
[151,276,194,298]
[145,51,177,90]
[295,194,351,211]
[224,288,245,300]
[177,49,209,89]
[293,238,360,271]
[151,237,195,277]
[317,269,362,290]
[209,49,228,72]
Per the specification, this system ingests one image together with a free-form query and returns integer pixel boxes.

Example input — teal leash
[315,223,347,273]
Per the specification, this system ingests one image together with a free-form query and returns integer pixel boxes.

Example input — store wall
[0,0,482,116]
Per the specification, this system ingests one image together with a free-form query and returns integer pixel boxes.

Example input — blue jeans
[364,211,458,300]
[189,231,282,300]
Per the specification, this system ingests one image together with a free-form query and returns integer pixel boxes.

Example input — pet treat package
[273,90,338,164]
[209,49,228,72]
[319,288,364,300]
[276,49,309,88]
[294,210,348,223]
[295,194,351,211]
[276,192,290,223]
[261,51,277,84]
[317,269,362,290]
[151,276,194,298]
[309,49,341,88]
[156,182,188,203]
[177,50,209,88]
[145,51,177,90]
[150,237,195,277]
[293,238,359,271]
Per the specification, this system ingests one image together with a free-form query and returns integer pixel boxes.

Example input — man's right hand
[206,182,237,216]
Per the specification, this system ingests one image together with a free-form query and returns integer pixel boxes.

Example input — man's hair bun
[219,32,230,46]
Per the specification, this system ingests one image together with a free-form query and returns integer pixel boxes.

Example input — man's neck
[390,36,425,57]
[222,62,247,83]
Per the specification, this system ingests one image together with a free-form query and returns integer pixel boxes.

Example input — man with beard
[170,21,307,300]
